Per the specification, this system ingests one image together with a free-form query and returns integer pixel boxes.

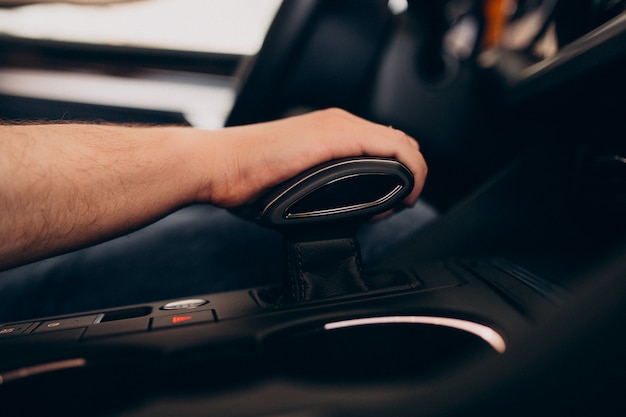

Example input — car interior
[0,0,625,416]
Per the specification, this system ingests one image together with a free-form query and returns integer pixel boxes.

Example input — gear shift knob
[243,157,414,238]
[236,157,415,303]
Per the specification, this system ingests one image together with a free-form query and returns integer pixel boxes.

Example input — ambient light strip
[324,316,507,354]
[0,358,87,385]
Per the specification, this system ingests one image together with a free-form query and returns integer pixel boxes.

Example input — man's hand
[194,108,426,208]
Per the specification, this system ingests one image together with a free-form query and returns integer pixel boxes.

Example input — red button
[151,310,215,330]
[171,315,193,324]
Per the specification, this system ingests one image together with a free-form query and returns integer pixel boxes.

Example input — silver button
[161,299,208,310]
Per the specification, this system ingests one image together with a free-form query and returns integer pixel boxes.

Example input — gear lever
[235,157,415,303]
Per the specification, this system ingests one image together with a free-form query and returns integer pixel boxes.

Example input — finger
[365,126,427,207]
[404,149,427,207]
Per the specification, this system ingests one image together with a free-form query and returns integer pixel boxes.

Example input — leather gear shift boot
[283,237,370,303]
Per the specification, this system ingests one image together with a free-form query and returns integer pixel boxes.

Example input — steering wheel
[225,0,392,126]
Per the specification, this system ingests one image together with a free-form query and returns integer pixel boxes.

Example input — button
[161,299,209,310]
[0,323,33,338]
[34,315,98,333]
[28,328,85,343]
[83,317,150,339]
[151,310,215,330]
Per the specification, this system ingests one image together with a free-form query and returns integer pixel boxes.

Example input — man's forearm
[0,123,204,269]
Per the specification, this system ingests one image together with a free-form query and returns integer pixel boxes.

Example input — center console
[2,140,622,416]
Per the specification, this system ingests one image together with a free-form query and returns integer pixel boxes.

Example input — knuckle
[318,107,351,122]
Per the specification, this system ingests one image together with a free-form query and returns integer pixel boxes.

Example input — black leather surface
[283,236,369,303]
